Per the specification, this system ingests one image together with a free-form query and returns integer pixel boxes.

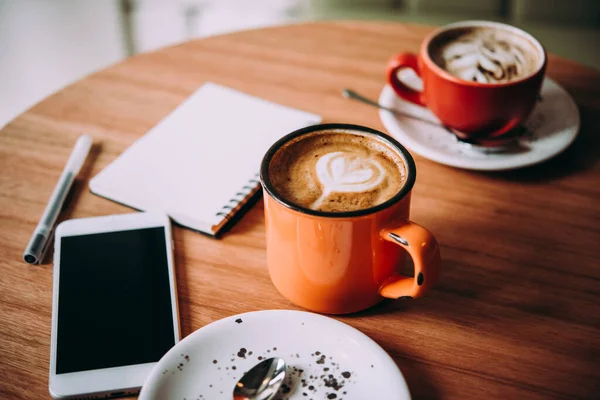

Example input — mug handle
[379,221,441,299]
[386,53,427,107]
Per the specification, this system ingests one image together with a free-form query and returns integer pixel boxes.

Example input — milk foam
[312,151,385,210]
[440,30,534,83]
[268,130,407,213]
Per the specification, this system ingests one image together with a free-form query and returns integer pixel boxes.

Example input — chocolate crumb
[237,348,247,358]
[213,360,217,364]
[281,384,291,394]
[235,318,243,323]
[342,371,351,379]
[323,375,343,391]
[232,366,236,370]
[308,385,314,390]
[258,356,263,360]
[327,394,337,399]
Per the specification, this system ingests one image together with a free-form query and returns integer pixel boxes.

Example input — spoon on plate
[233,357,287,400]
[342,88,443,128]
[342,88,524,153]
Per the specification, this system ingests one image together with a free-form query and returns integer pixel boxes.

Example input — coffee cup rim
[421,20,548,88]
[260,123,417,219]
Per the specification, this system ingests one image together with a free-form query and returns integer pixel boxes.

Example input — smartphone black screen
[56,227,176,374]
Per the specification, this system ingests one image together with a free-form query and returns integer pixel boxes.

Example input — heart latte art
[268,130,407,213]
[313,152,385,209]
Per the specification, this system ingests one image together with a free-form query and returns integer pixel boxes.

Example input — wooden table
[1,21,599,400]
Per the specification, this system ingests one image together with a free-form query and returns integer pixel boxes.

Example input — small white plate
[378,76,580,171]
[139,310,410,400]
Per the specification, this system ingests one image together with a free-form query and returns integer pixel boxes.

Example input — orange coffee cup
[260,123,441,314]
[386,21,547,141]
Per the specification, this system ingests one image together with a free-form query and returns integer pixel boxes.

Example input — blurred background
[1,0,599,128]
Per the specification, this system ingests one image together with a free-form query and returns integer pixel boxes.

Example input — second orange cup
[387,20,547,142]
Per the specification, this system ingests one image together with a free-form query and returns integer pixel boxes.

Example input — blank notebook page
[89,82,321,235]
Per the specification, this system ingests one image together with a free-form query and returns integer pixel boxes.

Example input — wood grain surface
[1,21,599,400]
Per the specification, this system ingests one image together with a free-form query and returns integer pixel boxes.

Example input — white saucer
[378,76,580,171]
[139,310,411,400]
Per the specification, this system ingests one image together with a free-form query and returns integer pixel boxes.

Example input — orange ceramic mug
[260,123,441,314]
[386,21,547,142]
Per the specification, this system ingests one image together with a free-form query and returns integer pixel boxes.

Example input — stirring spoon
[233,357,286,400]
[342,88,522,153]
[342,88,442,127]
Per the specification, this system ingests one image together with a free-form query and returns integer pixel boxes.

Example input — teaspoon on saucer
[233,357,286,400]
[342,88,523,153]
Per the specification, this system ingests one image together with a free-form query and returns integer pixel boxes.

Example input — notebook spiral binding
[215,173,261,218]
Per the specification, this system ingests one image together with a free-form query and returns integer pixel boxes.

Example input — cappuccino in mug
[429,26,543,84]
[260,123,441,314]
[268,129,407,212]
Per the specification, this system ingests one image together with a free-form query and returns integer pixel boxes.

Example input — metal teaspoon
[233,357,287,400]
[342,88,521,153]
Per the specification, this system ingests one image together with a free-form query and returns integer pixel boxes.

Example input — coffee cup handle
[379,221,441,299]
[386,53,427,107]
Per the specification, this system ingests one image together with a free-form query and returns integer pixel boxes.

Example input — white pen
[23,134,93,265]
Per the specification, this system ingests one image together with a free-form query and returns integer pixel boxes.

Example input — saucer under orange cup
[260,123,441,315]
[386,20,547,143]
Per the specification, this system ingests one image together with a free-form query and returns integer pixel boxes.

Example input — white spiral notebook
[89,83,321,236]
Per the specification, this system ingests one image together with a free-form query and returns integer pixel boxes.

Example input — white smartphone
[49,212,181,399]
